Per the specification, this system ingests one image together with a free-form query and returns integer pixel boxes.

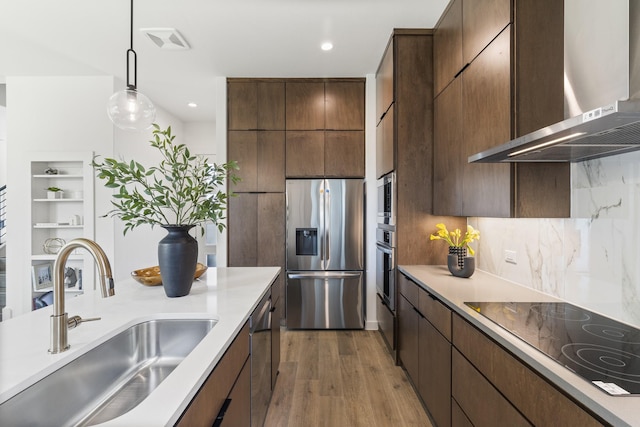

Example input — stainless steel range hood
[470,0,640,163]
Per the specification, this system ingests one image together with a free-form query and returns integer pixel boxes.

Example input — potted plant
[430,223,480,278]
[47,186,64,199]
[92,124,239,297]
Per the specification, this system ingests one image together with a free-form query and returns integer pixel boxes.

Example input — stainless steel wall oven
[376,226,396,311]
[376,172,396,312]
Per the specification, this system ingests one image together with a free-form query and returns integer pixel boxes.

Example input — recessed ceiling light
[321,42,333,51]
[187,102,198,108]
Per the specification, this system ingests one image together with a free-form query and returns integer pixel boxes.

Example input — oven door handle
[376,242,392,254]
[287,271,362,280]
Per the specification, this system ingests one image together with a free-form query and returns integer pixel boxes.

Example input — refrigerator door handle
[324,179,331,268]
[287,272,362,280]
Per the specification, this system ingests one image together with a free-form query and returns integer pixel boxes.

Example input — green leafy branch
[92,124,239,235]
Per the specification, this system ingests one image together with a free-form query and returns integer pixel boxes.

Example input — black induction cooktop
[465,301,640,396]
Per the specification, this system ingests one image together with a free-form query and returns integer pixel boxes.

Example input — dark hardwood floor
[264,329,433,427]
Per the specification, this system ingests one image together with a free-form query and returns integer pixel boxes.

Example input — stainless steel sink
[0,318,217,426]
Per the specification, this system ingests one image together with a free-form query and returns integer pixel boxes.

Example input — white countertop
[399,265,639,427]
[0,266,280,426]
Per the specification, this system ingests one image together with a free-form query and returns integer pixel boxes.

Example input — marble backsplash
[469,150,640,329]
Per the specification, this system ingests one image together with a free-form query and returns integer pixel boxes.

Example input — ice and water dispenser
[295,228,317,256]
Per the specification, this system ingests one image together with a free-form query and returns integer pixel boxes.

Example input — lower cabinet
[221,357,251,426]
[177,322,250,426]
[397,273,452,427]
[376,293,395,354]
[397,273,605,427]
[452,313,605,427]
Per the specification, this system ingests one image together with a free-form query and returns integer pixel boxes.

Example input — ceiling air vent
[140,28,190,50]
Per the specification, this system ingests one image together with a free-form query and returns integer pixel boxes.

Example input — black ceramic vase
[158,224,198,297]
[448,246,475,278]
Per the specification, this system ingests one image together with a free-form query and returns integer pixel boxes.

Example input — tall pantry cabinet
[374,30,465,355]
[433,0,570,218]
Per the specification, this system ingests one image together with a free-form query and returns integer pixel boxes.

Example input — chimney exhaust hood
[470,0,640,163]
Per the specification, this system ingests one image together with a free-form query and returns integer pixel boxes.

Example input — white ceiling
[0,0,449,123]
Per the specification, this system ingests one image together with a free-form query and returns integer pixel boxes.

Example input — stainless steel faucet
[49,238,115,354]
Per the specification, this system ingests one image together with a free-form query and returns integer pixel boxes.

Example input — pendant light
[107,0,156,131]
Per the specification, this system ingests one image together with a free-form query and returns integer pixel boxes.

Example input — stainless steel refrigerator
[285,179,365,329]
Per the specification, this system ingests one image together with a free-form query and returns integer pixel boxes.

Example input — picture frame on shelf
[32,262,54,291]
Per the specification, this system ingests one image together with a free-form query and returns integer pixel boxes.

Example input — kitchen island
[0,266,280,426]
[400,265,639,427]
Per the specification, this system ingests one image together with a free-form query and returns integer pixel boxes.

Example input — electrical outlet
[505,250,517,264]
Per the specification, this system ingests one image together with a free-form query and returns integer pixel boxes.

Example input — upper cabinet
[375,29,435,180]
[461,0,510,65]
[433,0,463,97]
[433,0,569,218]
[228,80,285,130]
[285,79,365,178]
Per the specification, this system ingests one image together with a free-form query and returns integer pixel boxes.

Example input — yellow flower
[429,223,480,256]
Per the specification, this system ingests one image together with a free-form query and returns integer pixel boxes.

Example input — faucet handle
[67,315,101,329]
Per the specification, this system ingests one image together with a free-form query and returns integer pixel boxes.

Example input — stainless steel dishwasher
[250,292,272,427]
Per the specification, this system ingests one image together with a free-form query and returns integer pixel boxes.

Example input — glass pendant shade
[107,88,156,131]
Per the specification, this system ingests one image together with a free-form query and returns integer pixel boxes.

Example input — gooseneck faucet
[49,238,115,354]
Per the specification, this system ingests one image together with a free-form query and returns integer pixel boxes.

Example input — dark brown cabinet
[433,0,462,97]
[397,273,452,427]
[461,0,510,65]
[228,131,285,193]
[433,0,570,218]
[285,82,326,130]
[228,80,285,130]
[177,323,250,426]
[452,348,530,427]
[285,80,365,178]
[452,313,605,426]
[228,193,285,270]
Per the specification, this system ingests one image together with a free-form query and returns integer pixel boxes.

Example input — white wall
[364,74,378,330]
[5,76,115,317]
[470,150,640,329]
[0,84,6,187]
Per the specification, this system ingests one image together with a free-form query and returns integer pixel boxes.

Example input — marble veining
[470,150,640,329]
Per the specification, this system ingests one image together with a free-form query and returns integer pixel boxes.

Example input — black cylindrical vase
[158,224,198,297]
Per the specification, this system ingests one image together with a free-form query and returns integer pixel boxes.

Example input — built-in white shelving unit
[29,152,95,307]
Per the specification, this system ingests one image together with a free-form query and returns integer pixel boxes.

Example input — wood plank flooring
[264,329,433,427]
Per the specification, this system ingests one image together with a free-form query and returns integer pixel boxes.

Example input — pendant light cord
[125,0,137,90]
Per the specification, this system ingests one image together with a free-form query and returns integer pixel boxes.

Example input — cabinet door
[461,27,511,217]
[433,78,463,216]
[324,131,365,178]
[228,194,258,266]
[220,358,251,427]
[257,131,285,192]
[228,81,285,130]
[325,81,365,130]
[376,42,394,122]
[285,131,324,178]
[375,104,394,178]
[285,82,325,130]
[434,0,463,96]
[376,294,395,353]
[257,81,285,130]
[177,323,250,426]
[418,317,451,427]
[228,131,258,192]
[452,349,531,427]
[228,81,258,130]
[397,294,419,384]
[462,0,511,64]
[257,193,285,268]
[228,131,284,193]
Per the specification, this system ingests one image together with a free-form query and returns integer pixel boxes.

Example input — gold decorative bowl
[131,263,207,286]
